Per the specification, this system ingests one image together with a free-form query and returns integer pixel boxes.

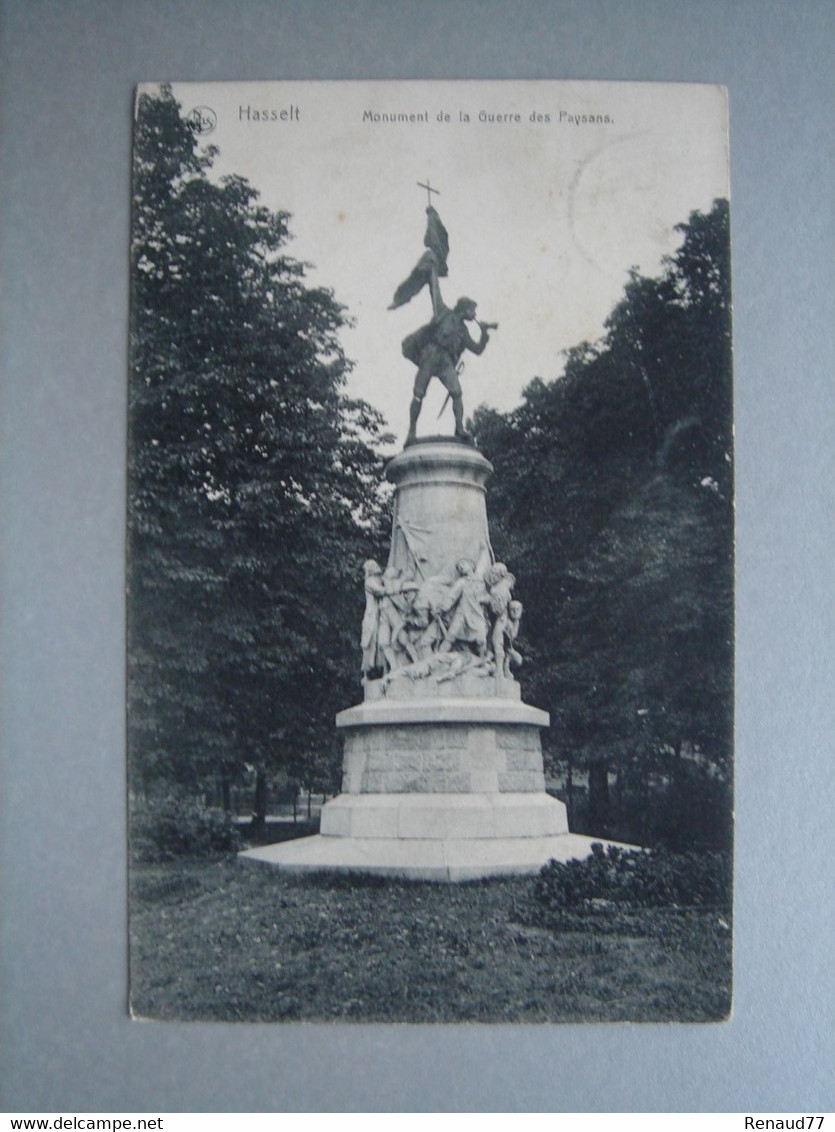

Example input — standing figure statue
[391,199,497,446]
[401,258,492,444]
[377,567,420,672]
[484,562,516,676]
[438,559,492,658]
[360,560,387,679]
[502,600,524,678]
[361,560,420,678]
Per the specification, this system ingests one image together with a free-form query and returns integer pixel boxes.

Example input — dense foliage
[128,87,390,809]
[534,844,732,914]
[130,794,241,862]
[472,200,733,849]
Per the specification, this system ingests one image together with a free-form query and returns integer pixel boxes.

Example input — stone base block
[363,672,522,702]
[340,719,547,795]
[337,697,548,728]
[319,791,568,840]
[240,830,628,882]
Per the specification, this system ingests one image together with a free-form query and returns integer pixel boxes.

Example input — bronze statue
[391,197,497,445]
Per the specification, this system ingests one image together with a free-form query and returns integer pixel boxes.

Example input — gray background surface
[1,0,832,1113]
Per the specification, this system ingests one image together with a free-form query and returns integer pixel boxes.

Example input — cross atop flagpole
[417,179,440,207]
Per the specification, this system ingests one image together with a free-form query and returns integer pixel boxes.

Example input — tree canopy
[472,199,733,848]
[128,86,390,803]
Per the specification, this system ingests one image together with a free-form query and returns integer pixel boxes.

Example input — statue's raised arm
[427,255,447,319]
[388,204,449,311]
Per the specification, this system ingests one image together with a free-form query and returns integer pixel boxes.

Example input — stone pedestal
[241,440,621,881]
[386,442,494,580]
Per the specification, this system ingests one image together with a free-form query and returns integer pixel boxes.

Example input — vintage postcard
[128,80,732,1022]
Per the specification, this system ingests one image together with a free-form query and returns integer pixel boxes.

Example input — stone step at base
[319,791,568,839]
[240,830,631,882]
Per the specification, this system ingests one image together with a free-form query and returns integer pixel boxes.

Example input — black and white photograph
[4,0,834,1113]
[126,79,734,1024]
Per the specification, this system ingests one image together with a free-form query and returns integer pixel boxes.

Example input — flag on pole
[389,206,449,309]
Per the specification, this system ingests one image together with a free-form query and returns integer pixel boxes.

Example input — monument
[242,191,615,879]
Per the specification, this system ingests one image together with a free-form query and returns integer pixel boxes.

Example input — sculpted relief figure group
[361,557,523,690]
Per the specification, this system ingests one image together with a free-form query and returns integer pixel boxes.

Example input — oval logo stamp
[187,106,217,135]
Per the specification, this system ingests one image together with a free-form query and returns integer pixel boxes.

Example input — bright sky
[166,81,729,447]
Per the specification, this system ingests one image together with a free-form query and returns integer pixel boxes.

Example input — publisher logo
[187,106,217,135]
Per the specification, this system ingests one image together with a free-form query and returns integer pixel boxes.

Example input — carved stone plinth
[386,442,494,580]
[337,717,549,797]
[240,440,623,880]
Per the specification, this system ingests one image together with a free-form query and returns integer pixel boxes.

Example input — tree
[128,86,390,808]
[472,200,733,848]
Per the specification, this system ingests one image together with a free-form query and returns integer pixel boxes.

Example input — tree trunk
[250,765,267,837]
[220,776,232,815]
[588,761,610,835]
[565,757,574,825]
[639,757,651,844]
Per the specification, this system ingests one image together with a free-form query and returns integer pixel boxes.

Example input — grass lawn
[129,853,732,1023]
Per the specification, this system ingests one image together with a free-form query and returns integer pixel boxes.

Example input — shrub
[130,793,241,862]
[534,844,731,915]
